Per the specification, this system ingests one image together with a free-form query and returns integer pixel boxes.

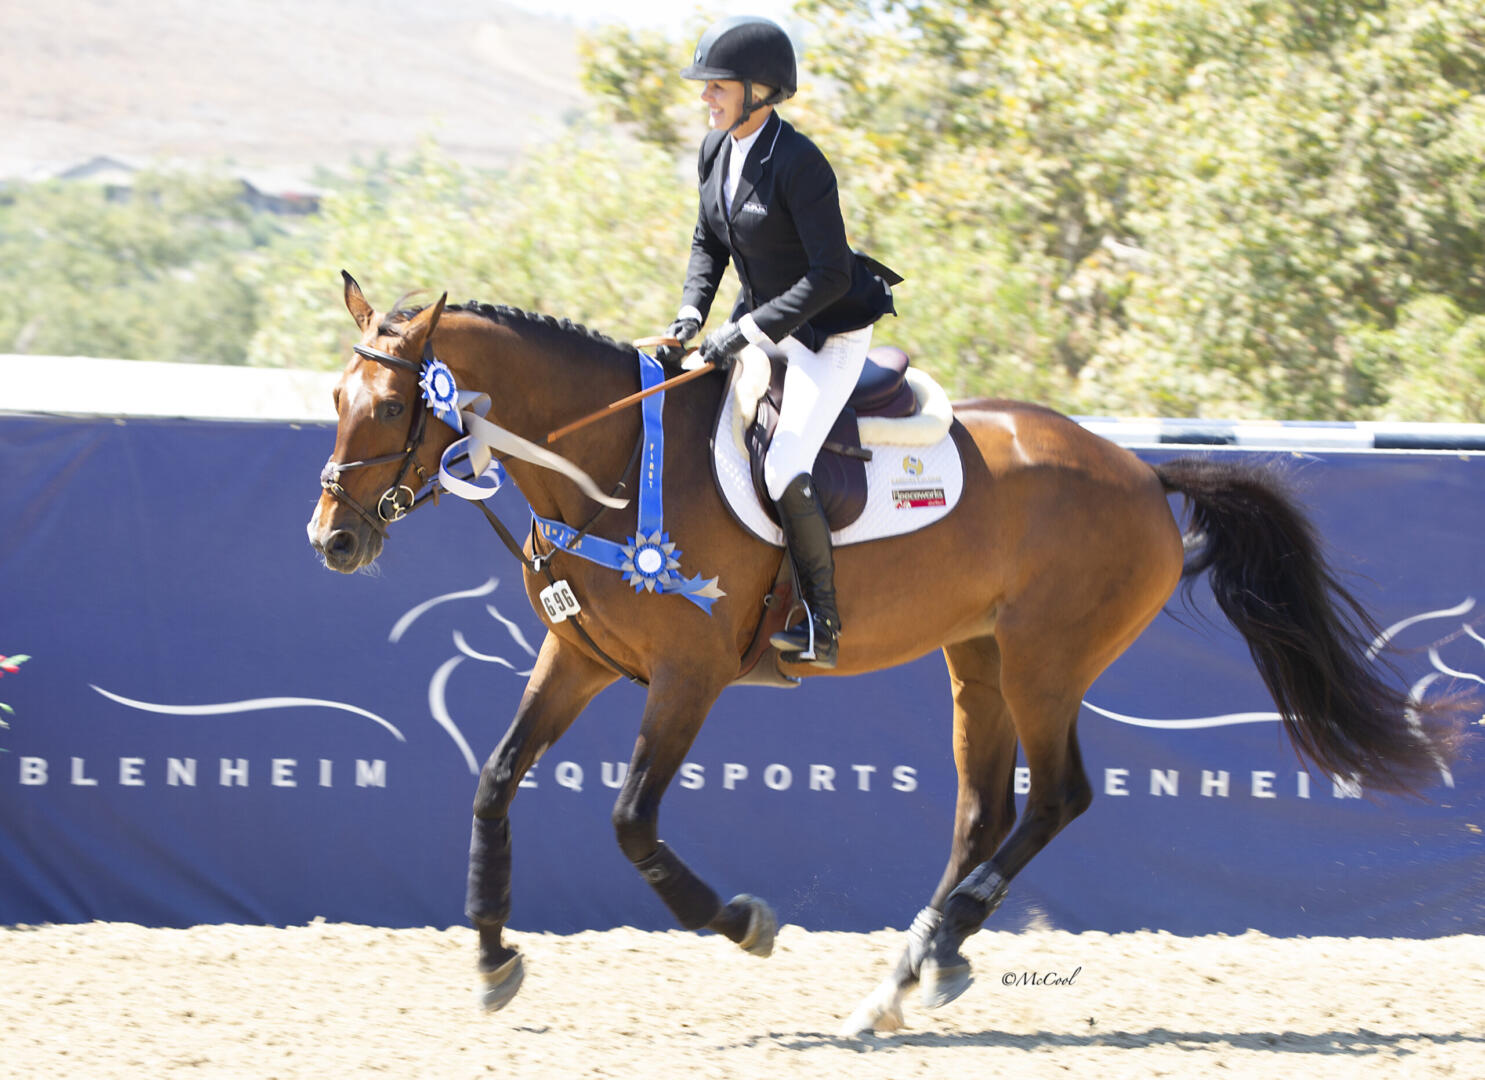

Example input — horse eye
[381,400,405,421]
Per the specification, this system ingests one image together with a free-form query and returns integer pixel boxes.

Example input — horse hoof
[919,952,972,1009]
[730,893,777,958]
[839,979,906,1037]
[478,953,525,1012]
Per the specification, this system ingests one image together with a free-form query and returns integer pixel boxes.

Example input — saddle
[742,345,919,530]
[711,342,962,689]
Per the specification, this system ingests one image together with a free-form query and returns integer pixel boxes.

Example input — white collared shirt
[724,123,765,218]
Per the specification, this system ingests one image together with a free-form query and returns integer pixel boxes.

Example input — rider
[656,14,899,670]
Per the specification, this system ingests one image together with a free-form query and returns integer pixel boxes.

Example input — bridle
[318,341,437,536]
[317,328,692,688]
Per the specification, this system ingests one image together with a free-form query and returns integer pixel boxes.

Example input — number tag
[539,580,581,623]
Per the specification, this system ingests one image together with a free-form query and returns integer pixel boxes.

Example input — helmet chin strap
[728,79,783,134]
[727,79,756,134]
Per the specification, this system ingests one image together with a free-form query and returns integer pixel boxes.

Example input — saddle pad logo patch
[893,455,945,508]
[892,485,947,509]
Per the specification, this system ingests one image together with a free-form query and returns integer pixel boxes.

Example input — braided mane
[381,300,636,362]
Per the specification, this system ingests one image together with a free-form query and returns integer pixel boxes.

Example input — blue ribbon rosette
[420,357,463,433]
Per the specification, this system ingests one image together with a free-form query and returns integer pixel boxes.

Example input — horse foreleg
[841,636,1019,1036]
[610,671,777,956]
[466,633,616,1011]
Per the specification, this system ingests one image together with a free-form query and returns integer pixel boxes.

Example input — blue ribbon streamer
[531,352,723,614]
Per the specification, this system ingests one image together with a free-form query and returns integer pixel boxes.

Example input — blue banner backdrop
[1,414,1482,936]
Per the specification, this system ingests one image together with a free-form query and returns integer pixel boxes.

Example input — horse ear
[342,270,375,332]
[405,292,448,347]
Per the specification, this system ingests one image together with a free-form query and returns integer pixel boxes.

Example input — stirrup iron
[771,608,837,667]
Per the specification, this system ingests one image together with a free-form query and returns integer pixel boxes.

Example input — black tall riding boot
[768,474,841,668]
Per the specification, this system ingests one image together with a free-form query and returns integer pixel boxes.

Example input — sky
[501,0,799,30]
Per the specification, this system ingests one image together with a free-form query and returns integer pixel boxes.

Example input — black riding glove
[698,321,748,371]
[654,316,701,367]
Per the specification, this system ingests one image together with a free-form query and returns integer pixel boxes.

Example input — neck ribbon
[436,349,725,615]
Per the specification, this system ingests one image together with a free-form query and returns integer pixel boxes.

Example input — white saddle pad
[709,346,965,548]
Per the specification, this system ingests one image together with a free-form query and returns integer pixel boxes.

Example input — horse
[307,273,1461,1035]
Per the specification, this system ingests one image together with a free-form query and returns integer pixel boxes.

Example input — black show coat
[680,112,897,353]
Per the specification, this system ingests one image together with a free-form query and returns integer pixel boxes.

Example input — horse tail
[1154,455,1463,795]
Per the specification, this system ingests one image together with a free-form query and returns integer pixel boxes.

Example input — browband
[352,342,424,374]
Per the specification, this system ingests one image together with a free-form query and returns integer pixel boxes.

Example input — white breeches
[762,325,873,501]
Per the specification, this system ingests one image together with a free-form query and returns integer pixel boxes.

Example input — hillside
[1,0,586,181]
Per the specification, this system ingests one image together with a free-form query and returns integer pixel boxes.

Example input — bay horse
[307,273,1459,1035]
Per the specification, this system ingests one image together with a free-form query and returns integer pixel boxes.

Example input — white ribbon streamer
[433,389,629,510]
[439,437,504,501]
[460,407,629,509]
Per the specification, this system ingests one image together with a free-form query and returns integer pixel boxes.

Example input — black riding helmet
[682,15,797,132]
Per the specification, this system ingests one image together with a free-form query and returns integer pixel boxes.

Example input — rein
[471,448,651,688]
[470,434,645,576]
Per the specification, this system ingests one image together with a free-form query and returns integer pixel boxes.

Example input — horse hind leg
[910,476,1178,1014]
[918,657,1095,1011]
[841,636,1019,1037]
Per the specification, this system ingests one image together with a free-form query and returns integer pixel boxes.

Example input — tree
[584,0,1485,419]
[248,136,706,369]
[5,0,1483,422]
[0,172,274,364]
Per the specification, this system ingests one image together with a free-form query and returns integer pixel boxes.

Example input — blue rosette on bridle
[420,357,464,433]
